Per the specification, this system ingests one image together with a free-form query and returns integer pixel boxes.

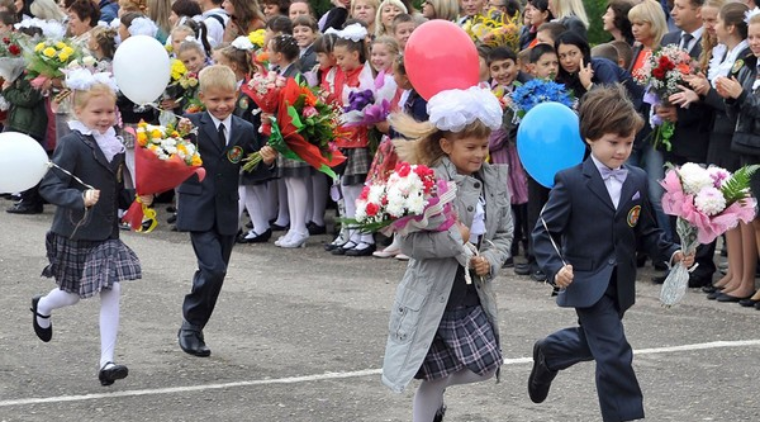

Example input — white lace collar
[68,120,124,163]
[708,41,748,85]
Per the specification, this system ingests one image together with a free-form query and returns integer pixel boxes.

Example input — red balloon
[404,20,479,100]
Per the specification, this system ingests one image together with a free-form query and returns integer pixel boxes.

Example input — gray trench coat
[381,157,514,393]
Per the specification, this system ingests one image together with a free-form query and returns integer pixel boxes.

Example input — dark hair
[505,0,522,18]
[270,34,300,62]
[335,35,367,64]
[476,44,492,60]
[392,13,414,32]
[220,44,253,76]
[0,10,16,25]
[487,46,517,65]
[314,33,337,54]
[579,84,643,141]
[266,15,293,34]
[62,0,76,9]
[91,26,117,60]
[537,22,566,44]
[606,0,635,45]
[120,12,146,32]
[555,30,591,74]
[721,1,750,40]
[528,0,554,21]
[15,0,31,20]
[292,14,318,32]
[609,40,632,70]
[69,0,100,27]
[183,19,212,56]
[394,54,406,75]
[529,43,555,63]
[263,0,290,15]
[171,0,202,19]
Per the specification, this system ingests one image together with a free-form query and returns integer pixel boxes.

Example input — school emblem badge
[733,59,744,75]
[238,97,249,110]
[627,205,641,228]
[227,146,244,164]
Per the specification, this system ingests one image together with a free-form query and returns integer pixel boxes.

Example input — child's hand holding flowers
[259,145,277,165]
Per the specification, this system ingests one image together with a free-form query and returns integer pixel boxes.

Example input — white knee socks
[412,368,497,422]
[285,177,308,235]
[37,288,80,329]
[99,283,121,368]
[342,184,364,244]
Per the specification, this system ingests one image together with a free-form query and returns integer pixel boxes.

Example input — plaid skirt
[415,305,502,381]
[41,232,142,299]
[342,147,371,186]
[276,155,311,178]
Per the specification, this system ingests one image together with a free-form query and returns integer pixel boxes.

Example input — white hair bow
[231,36,254,51]
[325,23,368,42]
[65,68,119,93]
[427,86,503,132]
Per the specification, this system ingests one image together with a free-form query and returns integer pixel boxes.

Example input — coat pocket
[388,287,427,344]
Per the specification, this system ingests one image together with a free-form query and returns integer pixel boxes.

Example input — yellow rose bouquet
[24,39,81,89]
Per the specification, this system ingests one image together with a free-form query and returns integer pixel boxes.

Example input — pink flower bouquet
[659,163,759,305]
[344,162,458,236]
[339,70,396,127]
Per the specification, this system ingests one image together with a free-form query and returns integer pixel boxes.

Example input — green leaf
[721,164,760,204]
[287,106,303,130]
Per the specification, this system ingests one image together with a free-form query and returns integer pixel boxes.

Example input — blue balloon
[517,102,585,188]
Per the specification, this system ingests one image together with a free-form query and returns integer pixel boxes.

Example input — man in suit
[176,66,275,357]
[655,0,717,287]
[528,87,692,422]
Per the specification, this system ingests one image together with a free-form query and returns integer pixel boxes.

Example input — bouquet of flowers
[0,33,26,82]
[633,45,695,151]
[510,79,574,120]
[659,163,759,305]
[247,29,266,50]
[121,121,205,232]
[24,38,81,89]
[340,71,396,127]
[463,8,522,52]
[344,162,458,237]
[241,73,345,178]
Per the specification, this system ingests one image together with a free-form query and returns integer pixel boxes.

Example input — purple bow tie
[600,167,628,182]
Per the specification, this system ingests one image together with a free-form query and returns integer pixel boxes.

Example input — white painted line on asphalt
[1,339,758,408]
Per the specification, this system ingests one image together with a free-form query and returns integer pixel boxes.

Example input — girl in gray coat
[382,87,513,422]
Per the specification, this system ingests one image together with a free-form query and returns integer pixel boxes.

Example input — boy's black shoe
[514,263,531,276]
[7,203,43,214]
[530,270,547,282]
[166,213,177,224]
[528,340,558,404]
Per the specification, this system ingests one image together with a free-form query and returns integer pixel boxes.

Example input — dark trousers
[182,230,235,330]
[541,282,644,422]
[511,203,528,257]
[526,176,550,267]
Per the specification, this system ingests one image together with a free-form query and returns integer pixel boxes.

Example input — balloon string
[48,162,96,190]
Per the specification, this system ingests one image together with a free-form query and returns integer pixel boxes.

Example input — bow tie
[600,166,628,182]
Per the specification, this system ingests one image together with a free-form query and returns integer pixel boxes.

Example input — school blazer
[175,112,257,235]
[532,159,678,312]
[40,131,131,241]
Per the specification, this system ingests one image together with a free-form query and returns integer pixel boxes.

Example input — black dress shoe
[707,290,723,300]
[31,295,52,342]
[688,276,712,288]
[237,229,272,244]
[528,340,558,404]
[702,285,720,294]
[636,253,647,268]
[166,206,177,213]
[178,329,211,357]
[433,403,446,422]
[652,273,667,284]
[716,292,755,303]
[166,213,177,224]
[653,261,669,271]
[306,221,327,235]
[739,298,760,307]
[246,221,253,229]
[271,223,289,231]
[530,270,547,282]
[7,203,43,214]
[98,362,129,386]
[514,263,531,276]
[345,242,376,257]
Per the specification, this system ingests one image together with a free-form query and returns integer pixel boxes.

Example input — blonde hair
[171,24,195,38]
[90,26,118,60]
[148,0,172,35]
[73,83,117,111]
[391,114,492,166]
[219,44,254,76]
[551,0,589,28]
[750,10,760,26]
[30,0,65,20]
[698,0,725,70]
[372,35,400,57]
[628,0,668,47]
[425,0,458,21]
[375,0,408,38]
[120,0,148,14]
[199,65,237,93]
[351,0,380,19]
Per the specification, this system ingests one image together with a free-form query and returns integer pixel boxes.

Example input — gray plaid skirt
[41,232,141,299]
[342,147,371,186]
[415,305,502,381]
[276,155,311,178]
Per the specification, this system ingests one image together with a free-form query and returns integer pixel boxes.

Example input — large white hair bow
[427,86,503,132]
[325,23,368,42]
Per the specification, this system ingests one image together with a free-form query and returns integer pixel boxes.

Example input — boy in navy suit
[175,65,276,357]
[528,86,694,422]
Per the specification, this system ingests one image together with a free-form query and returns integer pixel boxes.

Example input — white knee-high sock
[285,177,308,235]
[37,288,80,329]
[310,174,328,227]
[343,184,364,243]
[275,178,290,226]
[99,283,121,368]
[413,377,447,422]
[248,184,271,233]
[237,185,248,228]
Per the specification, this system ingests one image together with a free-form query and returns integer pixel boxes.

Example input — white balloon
[0,132,49,193]
[113,35,171,106]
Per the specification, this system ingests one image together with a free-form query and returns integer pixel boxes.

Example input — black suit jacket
[175,112,257,235]
[40,131,131,241]
[661,31,712,162]
[532,158,678,312]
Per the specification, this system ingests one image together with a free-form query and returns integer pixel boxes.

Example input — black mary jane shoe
[31,295,52,342]
[738,297,760,307]
[433,403,446,422]
[307,221,327,235]
[237,229,272,244]
[270,222,290,232]
[98,362,129,386]
[332,241,357,256]
[345,242,376,257]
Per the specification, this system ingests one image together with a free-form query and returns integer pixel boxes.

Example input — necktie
[681,33,694,51]
[600,167,628,183]
[217,122,226,148]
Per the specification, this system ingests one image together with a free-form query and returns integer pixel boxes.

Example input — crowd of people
[2,0,760,420]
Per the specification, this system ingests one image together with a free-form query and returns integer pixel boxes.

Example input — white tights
[284,177,308,236]
[412,368,497,422]
[37,283,122,369]
[238,185,271,234]
[342,183,374,245]
[306,174,328,226]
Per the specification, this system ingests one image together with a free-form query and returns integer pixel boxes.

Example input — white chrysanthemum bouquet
[659,163,759,305]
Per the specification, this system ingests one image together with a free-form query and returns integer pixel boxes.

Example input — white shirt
[591,154,624,209]
[209,114,233,146]
[679,27,704,55]
[202,8,228,48]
